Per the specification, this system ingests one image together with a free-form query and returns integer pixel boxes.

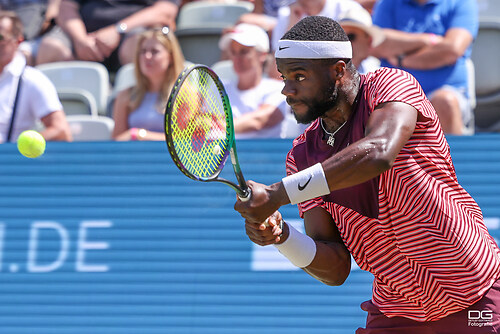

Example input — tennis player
[234,16,500,333]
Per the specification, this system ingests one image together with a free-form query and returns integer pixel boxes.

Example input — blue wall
[0,136,498,334]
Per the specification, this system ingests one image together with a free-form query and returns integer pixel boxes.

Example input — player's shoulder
[366,66,410,79]
[364,67,420,89]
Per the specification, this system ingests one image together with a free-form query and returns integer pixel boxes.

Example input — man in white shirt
[218,23,288,139]
[0,10,72,143]
[265,0,362,80]
[271,0,363,51]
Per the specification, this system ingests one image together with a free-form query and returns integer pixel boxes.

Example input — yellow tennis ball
[17,130,46,158]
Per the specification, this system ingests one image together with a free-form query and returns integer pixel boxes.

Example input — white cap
[218,23,270,53]
[338,6,385,47]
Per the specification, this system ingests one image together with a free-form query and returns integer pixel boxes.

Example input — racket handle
[238,189,273,227]
[238,188,252,202]
[238,189,268,227]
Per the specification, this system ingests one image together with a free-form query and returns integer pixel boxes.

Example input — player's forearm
[276,140,392,207]
[275,222,350,285]
[279,103,415,204]
[322,136,394,191]
[269,180,291,207]
[303,241,351,286]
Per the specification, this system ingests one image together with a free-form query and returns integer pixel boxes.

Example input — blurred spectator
[238,0,294,35]
[0,0,61,65]
[270,0,362,52]
[0,0,60,40]
[252,0,295,18]
[354,0,378,13]
[218,23,287,139]
[180,0,241,6]
[0,11,72,143]
[267,0,362,79]
[371,0,478,135]
[36,0,179,72]
[112,27,184,141]
[338,5,384,74]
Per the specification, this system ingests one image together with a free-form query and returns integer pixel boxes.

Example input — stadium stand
[54,90,99,117]
[471,18,500,132]
[106,63,135,117]
[66,115,115,141]
[477,0,500,20]
[175,1,254,65]
[0,136,498,333]
[111,63,136,98]
[36,61,111,117]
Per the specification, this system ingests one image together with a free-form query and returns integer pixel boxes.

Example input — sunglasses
[347,33,357,42]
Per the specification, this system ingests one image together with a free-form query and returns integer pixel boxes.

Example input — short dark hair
[281,16,349,42]
[281,16,352,66]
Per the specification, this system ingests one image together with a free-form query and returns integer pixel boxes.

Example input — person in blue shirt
[371,0,478,135]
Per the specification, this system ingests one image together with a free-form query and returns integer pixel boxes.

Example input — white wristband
[274,222,316,268]
[282,163,330,204]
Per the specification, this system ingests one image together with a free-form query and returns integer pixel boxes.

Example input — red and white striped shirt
[286,68,500,321]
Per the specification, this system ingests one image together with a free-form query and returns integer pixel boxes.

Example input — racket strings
[169,69,230,179]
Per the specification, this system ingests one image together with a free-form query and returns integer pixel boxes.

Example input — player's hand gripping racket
[164,64,251,201]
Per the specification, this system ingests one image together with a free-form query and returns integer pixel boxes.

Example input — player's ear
[332,60,347,80]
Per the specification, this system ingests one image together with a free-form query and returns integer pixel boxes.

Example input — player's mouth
[287,99,305,111]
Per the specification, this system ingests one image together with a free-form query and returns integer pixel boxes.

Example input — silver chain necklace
[320,119,347,146]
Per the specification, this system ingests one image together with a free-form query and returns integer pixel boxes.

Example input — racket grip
[238,189,272,228]
[238,188,252,202]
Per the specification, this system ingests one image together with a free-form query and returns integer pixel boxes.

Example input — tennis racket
[164,64,251,201]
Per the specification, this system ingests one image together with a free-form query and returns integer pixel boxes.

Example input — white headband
[275,40,352,59]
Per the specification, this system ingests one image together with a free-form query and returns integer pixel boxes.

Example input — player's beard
[291,80,339,124]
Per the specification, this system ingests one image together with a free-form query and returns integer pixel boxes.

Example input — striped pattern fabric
[287,68,500,321]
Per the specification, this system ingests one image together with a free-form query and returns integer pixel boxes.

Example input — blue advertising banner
[0,136,498,334]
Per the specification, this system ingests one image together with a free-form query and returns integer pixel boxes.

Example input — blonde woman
[112,27,185,141]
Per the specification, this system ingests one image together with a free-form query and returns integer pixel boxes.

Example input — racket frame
[165,65,250,199]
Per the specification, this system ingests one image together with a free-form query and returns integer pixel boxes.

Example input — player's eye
[296,74,305,82]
